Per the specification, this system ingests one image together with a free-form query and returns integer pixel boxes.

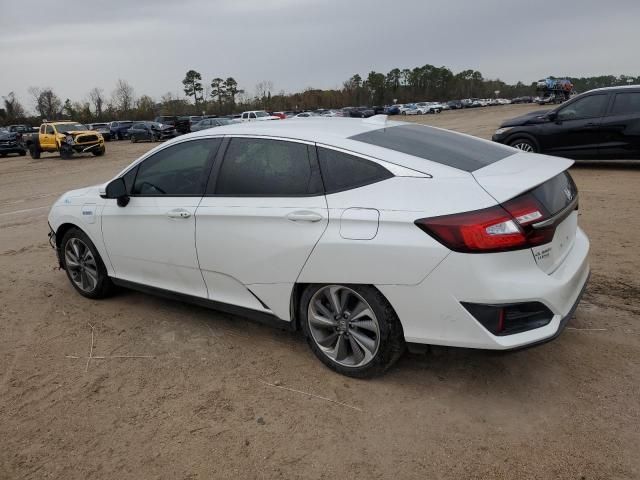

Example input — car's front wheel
[60,228,113,299]
[300,284,405,378]
[509,137,538,153]
[59,143,74,159]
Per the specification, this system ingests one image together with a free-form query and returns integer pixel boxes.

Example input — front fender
[49,205,115,275]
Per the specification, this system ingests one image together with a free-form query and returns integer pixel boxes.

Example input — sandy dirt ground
[1,104,638,479]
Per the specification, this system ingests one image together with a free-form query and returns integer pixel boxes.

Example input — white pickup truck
[239,110,281,122]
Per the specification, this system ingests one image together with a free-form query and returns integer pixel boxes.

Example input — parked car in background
[447,100,463,109]
[48,117,589,377]
[271,112,287,119]
[109,121,133,140]
[87,123,112,141]
[155,116,190,134]
[384,105,401,115]
[399,104,419,115]
[240,111,281,122]
[7,124,34,137]
[25,121,105,159]
[511,96,533,104]
[0,128,26,157]
[129,121,177,142]
[493,85,640,159]
[190,117,235,132]
[294,112,320,118]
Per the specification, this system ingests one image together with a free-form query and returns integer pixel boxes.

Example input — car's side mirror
[546,111,557,121]
[104,177,130,207]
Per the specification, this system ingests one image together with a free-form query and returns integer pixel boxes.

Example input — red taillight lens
[415,194,556,253]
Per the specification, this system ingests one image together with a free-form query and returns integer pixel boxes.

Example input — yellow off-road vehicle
[26,121,105,159]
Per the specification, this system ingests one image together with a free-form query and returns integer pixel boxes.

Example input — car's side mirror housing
[546,111,558,121]
[103,177,130,207]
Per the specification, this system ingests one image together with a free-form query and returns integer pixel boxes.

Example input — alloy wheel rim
[64,238,98,292]
[307,286,380,368]
[513,142,534,152]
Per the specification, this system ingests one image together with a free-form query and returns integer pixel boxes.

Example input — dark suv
[493,86,640,159]
[109,121,133,140]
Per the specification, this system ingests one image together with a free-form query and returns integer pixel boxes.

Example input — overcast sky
[1,0,639,111]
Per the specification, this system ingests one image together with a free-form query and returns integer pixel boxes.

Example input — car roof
[586,84,640,93]
[176,117,495,177]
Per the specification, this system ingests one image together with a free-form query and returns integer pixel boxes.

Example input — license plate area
[531,211,578,274]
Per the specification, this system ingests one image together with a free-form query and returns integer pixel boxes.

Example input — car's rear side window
[317,147,393,193]
[349,124,514,172]
[610,92,640,115]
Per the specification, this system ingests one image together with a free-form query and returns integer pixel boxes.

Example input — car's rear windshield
[349,124,514,172]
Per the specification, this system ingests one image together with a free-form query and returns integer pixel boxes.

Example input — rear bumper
[378,227,590,350]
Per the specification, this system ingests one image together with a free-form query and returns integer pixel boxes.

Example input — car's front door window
[132,139,221,196]
[557,95,608,121]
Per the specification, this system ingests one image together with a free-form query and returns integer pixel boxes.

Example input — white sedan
[48,116,590,377]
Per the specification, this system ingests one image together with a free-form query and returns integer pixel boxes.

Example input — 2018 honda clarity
[48,116,590,377]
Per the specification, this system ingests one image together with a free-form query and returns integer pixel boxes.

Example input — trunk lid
[473,152,578,274]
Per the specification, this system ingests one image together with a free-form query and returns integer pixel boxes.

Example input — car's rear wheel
[92,146,105,156]
[61,228,113,299]
[300,284,405,378]
[29,144,41,159]
[509,138,538,153]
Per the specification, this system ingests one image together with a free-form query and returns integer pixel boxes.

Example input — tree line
[1,66,639,126]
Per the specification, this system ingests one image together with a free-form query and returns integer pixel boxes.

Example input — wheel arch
[290,282,403,335]
[504,132,541,152]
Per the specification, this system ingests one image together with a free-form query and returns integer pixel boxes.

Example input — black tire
[0,153,6,158]
[29,144,41,159]
[130,136,137,143]
[300,284,405,378]
[508,137,538,153]
[92,146,105,156]
[60,227,113,299]
[19,150,26,156]
[60,143,74,159]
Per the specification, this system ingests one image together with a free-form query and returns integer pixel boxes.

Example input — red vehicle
[270,111,287,119]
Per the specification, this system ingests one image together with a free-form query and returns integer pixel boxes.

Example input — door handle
[166,209,191,219]
[287,211,323,222]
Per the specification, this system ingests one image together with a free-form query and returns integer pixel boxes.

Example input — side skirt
[111,278,295,331]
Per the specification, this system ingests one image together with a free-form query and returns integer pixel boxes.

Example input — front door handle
[287,211,323,222]
[167,209,191,219]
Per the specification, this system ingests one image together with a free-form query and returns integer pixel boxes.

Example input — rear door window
[212,138,322,196]
[317,147,393,193]
[609,92,640,115]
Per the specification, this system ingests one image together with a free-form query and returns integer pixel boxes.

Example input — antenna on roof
[362,114,388,126]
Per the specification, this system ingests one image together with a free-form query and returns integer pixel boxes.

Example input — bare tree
[2,92,26,120]
[28,87,63,119]
[111,79,135,114]
[88,87,105,118]
[255,80,274,103]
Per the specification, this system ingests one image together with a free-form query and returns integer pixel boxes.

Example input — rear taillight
[415,193,556,253]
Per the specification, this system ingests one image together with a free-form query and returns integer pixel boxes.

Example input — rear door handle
[287,211,323,222]
[167,208,191,219]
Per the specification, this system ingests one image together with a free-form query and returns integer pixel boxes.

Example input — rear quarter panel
[298,176,497,285]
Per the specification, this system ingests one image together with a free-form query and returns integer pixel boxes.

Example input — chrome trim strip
[531,194,579,229]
